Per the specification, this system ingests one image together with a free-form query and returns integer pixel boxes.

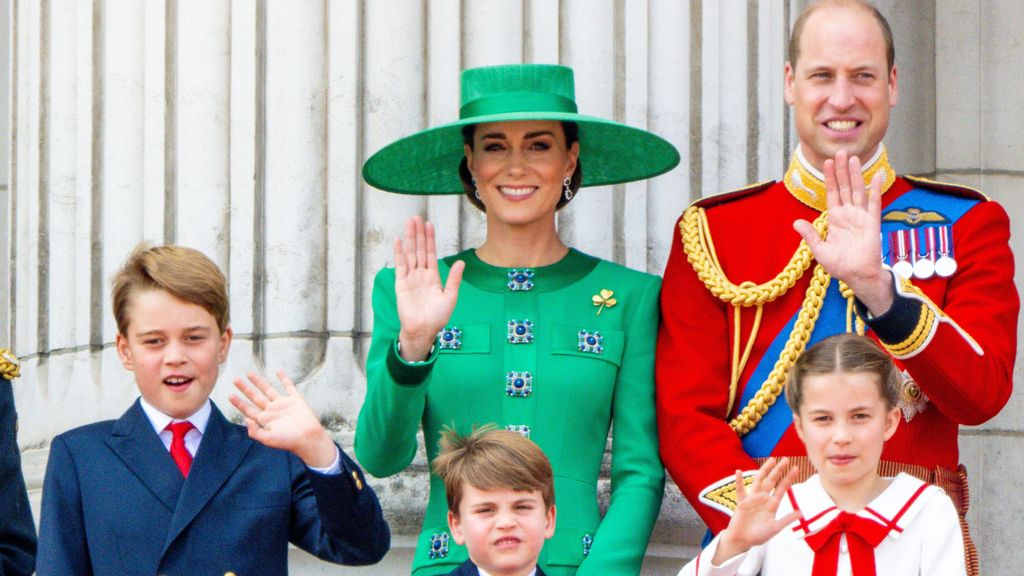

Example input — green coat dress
[355,248,665,576]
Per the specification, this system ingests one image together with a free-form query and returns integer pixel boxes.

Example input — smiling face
[116,288,232,420]
[464,120,579,229]
[784,2,898,170]
[793,371,900,506]
[448,484,555,576]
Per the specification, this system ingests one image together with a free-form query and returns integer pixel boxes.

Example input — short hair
[111,243,230,336]
[432,425,555,515]
[784,333,901,413]
[789,0,895,73]
[458,121,583,212]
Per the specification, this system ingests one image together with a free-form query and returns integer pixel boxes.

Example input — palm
[719,458,801,556]
[394,216,464,360]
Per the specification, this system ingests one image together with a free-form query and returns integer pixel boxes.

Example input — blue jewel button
[506,371,533,397]
[507,320,534,344]
[507,269,535,291]
[582,534,593,557]
[505,424,531,438]
[578,330,604,354]
[428,532,449,559]
[437,327,462,350]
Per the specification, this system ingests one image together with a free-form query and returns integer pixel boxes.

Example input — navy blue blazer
[37,399,389,575]
[446,559,548,576]
[0,375,36,575]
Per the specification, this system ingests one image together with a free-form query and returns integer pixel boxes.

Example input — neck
[821,473,891,513]
[784,143,896,212]
[476,217,568,268]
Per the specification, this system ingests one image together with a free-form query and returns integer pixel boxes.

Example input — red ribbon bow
[803,511,890,576]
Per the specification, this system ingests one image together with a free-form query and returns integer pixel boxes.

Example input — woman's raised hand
[712,457,801,564]
[394,216,465,361]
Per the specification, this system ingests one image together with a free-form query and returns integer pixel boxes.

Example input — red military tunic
[656,147,1018,534]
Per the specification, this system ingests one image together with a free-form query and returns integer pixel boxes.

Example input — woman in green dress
[356,64,679,576]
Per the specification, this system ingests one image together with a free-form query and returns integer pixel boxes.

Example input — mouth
[823,119,861,133]
[828,454,856,466]
[493,536,522,549]
[498,186,537,200]
[164,376,194,392]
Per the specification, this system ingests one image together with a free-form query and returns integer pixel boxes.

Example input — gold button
[352,470,363,491]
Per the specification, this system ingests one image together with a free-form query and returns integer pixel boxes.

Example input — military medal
[913,227,935,279]
[897,369,929,422]
[890,230,914,278]
[935,225,957,277]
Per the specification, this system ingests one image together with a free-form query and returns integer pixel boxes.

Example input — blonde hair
[111,243,229,335]
[785,333,901,413]
[432,425,555,515]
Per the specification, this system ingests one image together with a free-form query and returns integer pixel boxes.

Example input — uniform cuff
[855,274,936,359]
[386,338,437,386]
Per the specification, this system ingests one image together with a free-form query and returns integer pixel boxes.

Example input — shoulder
[902,175,989,201]
[691,180,779,210]
[587,253,661,288]
[54,419,117,445]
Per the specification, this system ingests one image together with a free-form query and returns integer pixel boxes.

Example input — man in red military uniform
[656,2,1017,574]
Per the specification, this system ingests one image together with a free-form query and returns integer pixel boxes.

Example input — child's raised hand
[229,371,337,468]
[713,457,801,564]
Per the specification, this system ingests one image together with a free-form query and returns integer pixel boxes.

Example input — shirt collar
[139,396,212,436]
[477,568,536,576]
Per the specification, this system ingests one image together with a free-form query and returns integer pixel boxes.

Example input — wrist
[296,431,338,468]
[398,330,436,361]
[850,269,895,316]
[712,529,747,565]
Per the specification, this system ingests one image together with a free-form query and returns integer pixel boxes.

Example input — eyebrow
[134,325,211,337]
[480,130,557,140]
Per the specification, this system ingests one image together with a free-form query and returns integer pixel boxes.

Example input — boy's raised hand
[230,371,337,469]
[712,457,801,564]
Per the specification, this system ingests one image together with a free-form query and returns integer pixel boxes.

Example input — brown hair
[432,425,555,515]
[111,243,230,335]
[785,333,901,414]
[789,0,895,72]
[458,122,583,212]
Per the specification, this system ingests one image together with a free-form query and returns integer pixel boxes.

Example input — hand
[229,371,337,468]
[793,149,894,315]
[712,458,801,564]
[394,216,465,361]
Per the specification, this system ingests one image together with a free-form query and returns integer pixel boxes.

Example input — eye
[482,142,506,152]
[142,338,163,346]
[852,412,871,420]
[813,415,831,423]
[515,503,536,511]
[528,140,552,151]
[186,334,208,343]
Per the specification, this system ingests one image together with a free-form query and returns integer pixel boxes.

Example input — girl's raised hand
[394,216,465,361]
[713,457,801,564]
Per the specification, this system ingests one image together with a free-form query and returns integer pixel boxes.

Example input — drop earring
[563,176,574,202]
[472,177,480,201]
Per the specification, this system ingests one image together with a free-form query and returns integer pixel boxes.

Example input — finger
[277,370,299,397]
[770,465,800,508]
[402,217,418,272]
[867,170,884,220]
[233,377,268,410]
[773,510,802,533]
[415,216,428,270]
[734,469,747,501]
[425,221,438,271]
[763,457,785,491]
[246,371,281,402]
[393,236,406,278]
[834,150,852,205]
[823,158,840,209]
[444,260,465,299]
[793,220,825,253]
[229,393,262,421]
[848,155,867,209]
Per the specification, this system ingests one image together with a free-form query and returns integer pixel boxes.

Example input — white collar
[139,396,212,436]
[477,567,537,576]
[795,142,886,179]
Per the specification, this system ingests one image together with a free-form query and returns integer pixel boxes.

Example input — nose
[506,147,527,177]
[828,77,855,111]
[831,422,853,445]
[494,510,517,529]
[164,340,187,366]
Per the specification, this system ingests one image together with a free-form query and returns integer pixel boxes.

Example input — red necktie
[167,421,195,477]
[804,511,890,576]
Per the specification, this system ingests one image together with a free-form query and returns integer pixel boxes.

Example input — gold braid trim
[681,206,831,436]
[0,349,21,380]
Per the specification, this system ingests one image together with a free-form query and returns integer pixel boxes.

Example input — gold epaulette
[0,348,20,380]
[691,180,776,210]
[904,175,989,201]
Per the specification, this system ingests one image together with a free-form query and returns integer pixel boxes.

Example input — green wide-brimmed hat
[362,64,680,194]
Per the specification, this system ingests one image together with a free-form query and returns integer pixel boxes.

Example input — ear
[888,65,899,108]
[883,406,900,442]
[464,143,474,174]
[792,413,806,444]
[218,326,234,364]
[116,332,134,371]
[544,505,557,539]
[448,510,465,546]
[565,141,579,179]
[784,62,796,105]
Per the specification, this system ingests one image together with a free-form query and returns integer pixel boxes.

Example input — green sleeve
[577,276,666,575]
[354,267,437,477]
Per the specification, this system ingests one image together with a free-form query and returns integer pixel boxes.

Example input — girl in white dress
[678,333,966,576]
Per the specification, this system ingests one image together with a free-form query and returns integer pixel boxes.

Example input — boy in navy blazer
[1,363,36,575]
[432,427,555,576]
[37,244,389,575]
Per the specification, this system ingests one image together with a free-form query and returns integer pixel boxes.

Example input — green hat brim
[362,111,680,195]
